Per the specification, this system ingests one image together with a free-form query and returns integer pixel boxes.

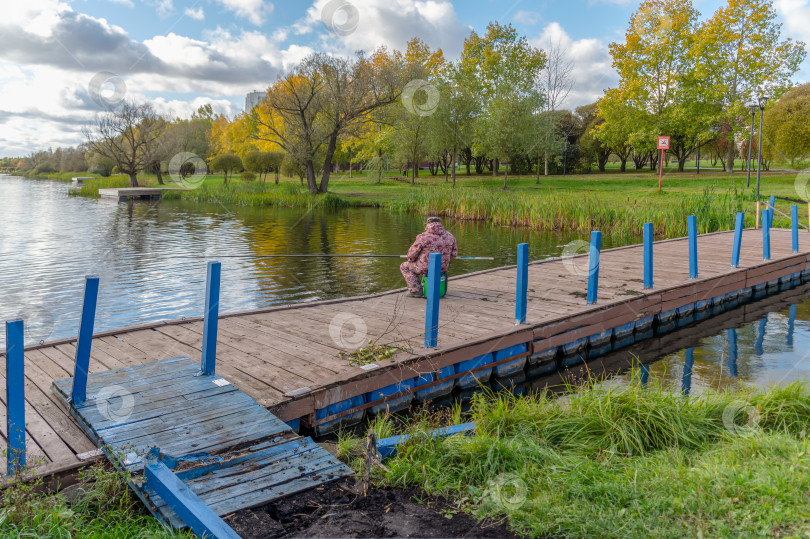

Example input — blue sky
[0,0,807,156]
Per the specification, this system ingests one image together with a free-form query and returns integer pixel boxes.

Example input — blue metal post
[424,253,442,348]
[688,215,698,279]
[515,243,528,324]
[731,212,744,268]
[6,319,25,475]
[643,223,653,289]
[728,328,738,377]
[144,449,240,538]
[586,231,601,305]
[201,261,221,375]
[788,304,797,347]
[769,195,776,227]
[71,275,100,405]
[762,209,771,260]
[792,204,799,253]
[682,348,694,396]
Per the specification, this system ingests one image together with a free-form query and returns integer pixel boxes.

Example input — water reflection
[555,283,810,395]
[0,176,608,347]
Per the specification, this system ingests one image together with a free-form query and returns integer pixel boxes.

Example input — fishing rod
[169,254,495,260]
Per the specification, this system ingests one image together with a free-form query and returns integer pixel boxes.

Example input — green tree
[763,84,810,166]
[693,0,806,172]
[209,153,242,185]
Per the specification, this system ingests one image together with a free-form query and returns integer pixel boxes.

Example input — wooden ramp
[52,355,351,531]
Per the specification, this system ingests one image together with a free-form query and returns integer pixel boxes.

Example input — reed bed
[389,186,757,237]
[356,377,810,538]
[161,182,349,209]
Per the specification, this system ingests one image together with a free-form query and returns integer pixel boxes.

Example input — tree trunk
[493,158,499,176]
[544,152,549,176]
[155,168,164,185]
[503,157,508,189]
[305,160,318,193]
[450,147,456,187]
[128,172,138,187]
[319,133,338,193]
[619,158,627,172]
[275,168,279,184]
[725,145,735,173]
[412,162,416,184]
[678,155,687,172]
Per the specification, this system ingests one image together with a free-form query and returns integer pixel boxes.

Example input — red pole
[658,148,664,191]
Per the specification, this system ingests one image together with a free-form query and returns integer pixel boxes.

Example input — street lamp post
[746,105,757,187]
[755,96,768,199]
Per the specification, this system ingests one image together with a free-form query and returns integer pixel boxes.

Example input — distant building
[245,91,265,111]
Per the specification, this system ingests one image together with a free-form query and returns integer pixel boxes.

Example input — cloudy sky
[1,0,808,157]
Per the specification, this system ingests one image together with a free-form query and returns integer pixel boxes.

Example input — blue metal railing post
[731,212,744,268]
[728,328,738,377]
[688,215,698,279]
[792,204,799,253]
[762,209,771,260]
[769,195,776,228]
[643,223,653,289]
[515,243,528,324]
[6,319,25,475]
[586,231,601,305]
[200,261,221,375]
[71,275,100,405]
[424,253,442,348]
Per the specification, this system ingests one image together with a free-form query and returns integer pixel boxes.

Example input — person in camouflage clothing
[400,217,458,296]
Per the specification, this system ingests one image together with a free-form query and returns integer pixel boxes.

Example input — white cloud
[214,0,273,25]
[183,6,205,20]
[774,0,810,82]
[531,22,617,109]
[300,0,471,58]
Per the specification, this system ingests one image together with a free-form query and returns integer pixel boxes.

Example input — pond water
[2,175,809,395]
[0,176,604,347]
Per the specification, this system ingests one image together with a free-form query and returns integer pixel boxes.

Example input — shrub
[240,171,256,182]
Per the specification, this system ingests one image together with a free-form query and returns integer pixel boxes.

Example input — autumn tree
[693,0,806,172]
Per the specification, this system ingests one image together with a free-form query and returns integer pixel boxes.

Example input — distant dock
[71,177,95,184]
[99,187,163,201]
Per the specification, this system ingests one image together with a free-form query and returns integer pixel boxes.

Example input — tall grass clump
[67,176,130,197]
[391,185,753,237]
[376,378,810,538]
[0,464,187,537]
[163,181,351,209]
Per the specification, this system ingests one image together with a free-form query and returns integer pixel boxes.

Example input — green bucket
[421,273,448,298]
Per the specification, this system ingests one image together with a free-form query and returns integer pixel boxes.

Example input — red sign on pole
[657,136,670,191]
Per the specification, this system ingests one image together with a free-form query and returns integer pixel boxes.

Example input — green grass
[54,167,810,237]
[348,377,810,538]
[0,464,189,538]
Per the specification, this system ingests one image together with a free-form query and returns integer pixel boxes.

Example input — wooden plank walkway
[0,227,808,480]
[51,356,351,528]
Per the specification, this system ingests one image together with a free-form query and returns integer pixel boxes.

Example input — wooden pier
[98,187,163,201]
[1,225,810,499]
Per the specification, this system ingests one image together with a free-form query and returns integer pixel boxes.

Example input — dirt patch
[225,478,520,538]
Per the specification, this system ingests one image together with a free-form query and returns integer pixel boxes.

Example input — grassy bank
[57,168,807,237]
[0,464,187,538]
[342,377,810,538]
